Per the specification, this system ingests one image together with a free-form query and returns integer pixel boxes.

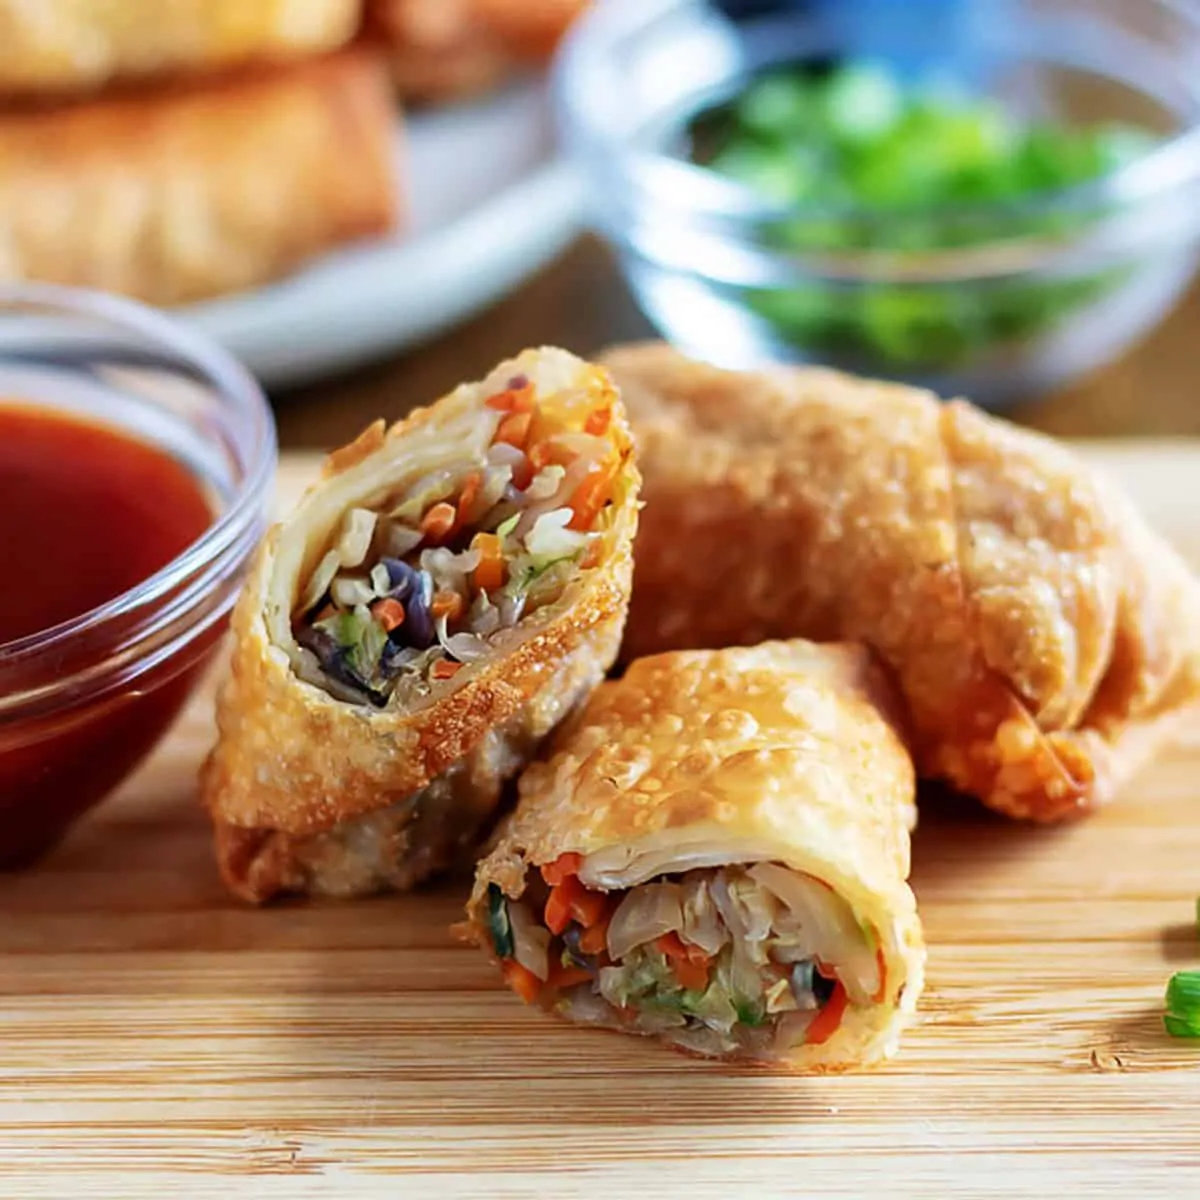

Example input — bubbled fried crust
[0,52,398,306]
[603,343,1200,822]
[467,641,925,1069]
[0,0,360,93]
[200,349,639,901]
[471,642,916,898]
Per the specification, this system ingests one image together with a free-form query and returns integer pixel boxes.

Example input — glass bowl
[0,285,276,868]
[555,0,1200,405]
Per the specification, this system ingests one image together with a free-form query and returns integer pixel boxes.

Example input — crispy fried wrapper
[466,641,925,1069]
[604,343,1200,822]
[0,52,399,306]
[202,347,639,902]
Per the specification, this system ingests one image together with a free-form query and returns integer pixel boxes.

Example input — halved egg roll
[466,642,925,1069]
[604,343,1200,823]
[202,347,639,902]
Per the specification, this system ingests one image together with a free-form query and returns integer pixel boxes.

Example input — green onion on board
[1165,970,1200,1040]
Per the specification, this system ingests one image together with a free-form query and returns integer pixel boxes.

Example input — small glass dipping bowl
[0,285,276,868]
[556,0,1200,405]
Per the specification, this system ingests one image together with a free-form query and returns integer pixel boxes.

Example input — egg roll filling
[489,855,885,1057]
[290,376,621,707]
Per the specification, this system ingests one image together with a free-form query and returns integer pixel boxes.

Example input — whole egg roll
[604,343,1200,823]
[466,642,925,1069]
[202,347,640,902]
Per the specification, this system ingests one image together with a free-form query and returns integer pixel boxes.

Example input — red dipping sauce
[0,404,217,867]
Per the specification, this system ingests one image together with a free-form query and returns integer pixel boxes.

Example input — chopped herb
[733,998,767,1027]
[487,884,514,959]
[1165,1013,1200,1039]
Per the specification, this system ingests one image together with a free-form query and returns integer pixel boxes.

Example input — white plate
[182,80,584,390]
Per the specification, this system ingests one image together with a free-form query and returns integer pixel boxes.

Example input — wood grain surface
[2,446,1198,1199]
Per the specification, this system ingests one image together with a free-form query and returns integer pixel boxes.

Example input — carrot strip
[420,501,457,544]
[370,598,406,632]
[567,458,618,531]
[805,979,848,1045]
[431,659,463,680]
[456,472,482,525]
[496,411,533,449]
[548,963,593,990]
[502,960,541,1004]
[471,532,506,591]
[672,957,710,993]
[584,405,612,436]
[540,853,582,886]
[577,916,609,957]
[571,888,609,929]
[510,454,534,492]
[873,944,887,1005]
[544,886,573,935]
[486,382,536,413]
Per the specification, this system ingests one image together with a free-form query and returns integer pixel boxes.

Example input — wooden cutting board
[3,445,1199,1200]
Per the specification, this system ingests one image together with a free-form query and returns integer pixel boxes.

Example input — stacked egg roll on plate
[604,343,1200,822]
[0,0,361,94]
[202,348,639,901]
[0,51,398,305]
[465,641,925,1069]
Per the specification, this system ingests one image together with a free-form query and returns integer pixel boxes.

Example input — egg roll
[0,52,399,306]
[604,342,1200,822]
[366,0,588,102]
[0,0,361,94]
[202,347,639,902]
[466,641,924,1069]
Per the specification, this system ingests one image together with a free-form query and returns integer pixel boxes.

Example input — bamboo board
[2,445,1199,1200]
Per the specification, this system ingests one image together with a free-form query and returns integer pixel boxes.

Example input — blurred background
[3,0,1199,447]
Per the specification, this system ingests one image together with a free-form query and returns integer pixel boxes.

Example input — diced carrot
[431,659,463,680]
[495,411,533,449]
[502,960,541,1004]
[471,531,506,591]
[540,852,582,886]
[577,915,609,957]
[420,501,457,544]
[805,978,848,1045]
[486,383,536,413]
[656,932,710,966]
[584,405,612,436]
[672,956,710,993]
[371,598,406,632]
[548,963,593,990]
[567,458,618,531]
[873,944,887,1005]
[431,591,464,622]
[510,454,534,492]
[570,887,609,929]
[456,472,482,525]
[544,885,573,935]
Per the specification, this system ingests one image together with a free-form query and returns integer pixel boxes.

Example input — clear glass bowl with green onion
[556,0,1200,405]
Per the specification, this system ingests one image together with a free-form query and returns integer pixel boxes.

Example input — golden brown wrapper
[467,641,925,1070]
[604,342,1200,822]
[202,347,640,902]
[0,0,361,94]
[0,51,399,306]
[365,0,588,102]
